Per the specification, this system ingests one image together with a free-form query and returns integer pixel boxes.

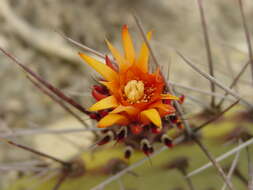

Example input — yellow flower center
[124,80,145,103]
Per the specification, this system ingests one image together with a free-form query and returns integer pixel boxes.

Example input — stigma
[124,80,144,103]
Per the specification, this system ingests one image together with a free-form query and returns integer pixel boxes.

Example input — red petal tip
[122,24,128,30]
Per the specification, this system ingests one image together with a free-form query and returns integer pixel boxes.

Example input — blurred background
[0,0,253,189]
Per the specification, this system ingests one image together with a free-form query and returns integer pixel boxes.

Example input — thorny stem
[196,0,216,108]
[177,91,214,112]
[237,0,253,84]
[0,138,70,167]
[56,30,105,59]
[92,135,253,190]
[132,13,193,137]
[52,172,69,190]
[0,47,91,116]
[235,169,248,186]
[193,137,235,190]
[0,6,249,190]
[223,49,237,92]
[177,51,253,108]
[169,81,235,101]
[0,127,103,138]
[117,179,125,190]
[221,139,241,190]
[132,14,160,70]
[195,100,239,132]
[181,169,196,190]
[187,137,253,178]
[56,30,118,68]
[217,61,250,108]
[246,147,253,190]
[27,76,90,129]
[133,14,237,190]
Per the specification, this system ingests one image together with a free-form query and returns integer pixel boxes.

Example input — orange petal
[122,25,135,64]
[137,31,152,73]
[161,94,180,101]
[98,113,129,128]
[150,101,175,117]
[79,53,118,82]
[140,108,162,128]
[111,105,139,116]
[89,96,119,111]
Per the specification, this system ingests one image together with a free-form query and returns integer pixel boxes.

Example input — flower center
[124,80,144,103]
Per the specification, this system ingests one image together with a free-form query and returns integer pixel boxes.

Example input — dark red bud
[105,55,117,71]
[99,110,109,118]
[164,138,173,148]
[131,125,143,135]
[164,99,171,105]
[151,125,162,134]
[97,136,111,146]
[93,85,103,92]
[97,131,114,145]
[140,139,151,156]
[161,134,173,148]
[179,95,185,104]
[101,129,109,134]
[149,146,154,154]
[92,88,108,101]
[142,144,150,155]
[124,146,133,159]
[169,115,178,124]
[176,122,184,129]
[116,127,127,142]
[89,113,100,121]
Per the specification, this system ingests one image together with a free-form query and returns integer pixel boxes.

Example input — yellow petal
[140,108,162,128]
[79,53,118,82]
[105,40,127,69]
[89,96,119,111]
[98,113,129,128]
[137,31,152,73]
[161,94,180,100]
[99,81,118,94]
[122,25,135,64]
[111,105,139,115]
